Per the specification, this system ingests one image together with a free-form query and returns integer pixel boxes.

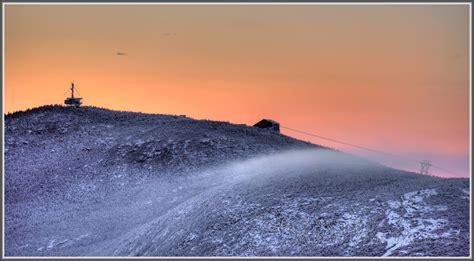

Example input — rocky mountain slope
[4,105,470,256]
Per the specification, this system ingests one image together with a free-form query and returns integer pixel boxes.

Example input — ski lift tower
[420,160,432,175]
[64,81,83,107]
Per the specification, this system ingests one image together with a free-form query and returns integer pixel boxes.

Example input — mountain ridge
[4,105,469,257]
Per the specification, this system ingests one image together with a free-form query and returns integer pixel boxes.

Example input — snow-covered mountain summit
[4,105,469,257]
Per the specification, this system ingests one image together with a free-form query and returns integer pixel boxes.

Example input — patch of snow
[387,200,401,209]
[46,239,57,250]
[186,232,198,241]
[378,189,453,256]
[75,233,90,241]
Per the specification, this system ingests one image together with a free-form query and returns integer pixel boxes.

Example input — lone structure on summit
[64,81,83,107]
[254,119,280,133]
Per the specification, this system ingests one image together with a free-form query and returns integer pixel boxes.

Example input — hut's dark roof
[257,119,279,125]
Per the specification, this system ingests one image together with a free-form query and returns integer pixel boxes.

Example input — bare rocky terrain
[4,105,470,257]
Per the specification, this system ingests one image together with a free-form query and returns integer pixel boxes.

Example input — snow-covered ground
[4,106,470,257]
[376,189,452,256]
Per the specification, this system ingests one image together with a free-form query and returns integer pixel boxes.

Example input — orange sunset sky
[4,4,471,177]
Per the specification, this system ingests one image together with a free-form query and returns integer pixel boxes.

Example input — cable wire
[281,125,458,176]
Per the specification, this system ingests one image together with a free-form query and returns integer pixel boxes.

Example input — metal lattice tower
[420,160,432,175]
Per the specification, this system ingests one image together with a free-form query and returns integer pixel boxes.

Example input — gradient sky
[5,4,470,177]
